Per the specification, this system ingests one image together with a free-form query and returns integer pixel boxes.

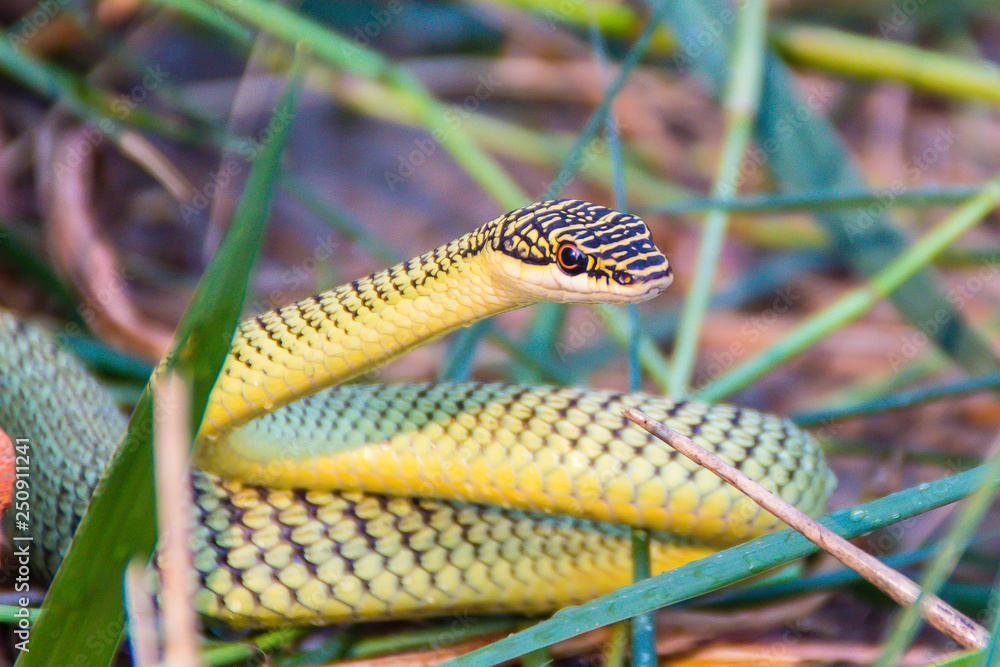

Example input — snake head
[490,199,673,303]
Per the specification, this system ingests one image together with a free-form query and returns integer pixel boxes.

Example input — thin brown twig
[153,373,202,666]
[124,561,160,667]
[621,407,990,651]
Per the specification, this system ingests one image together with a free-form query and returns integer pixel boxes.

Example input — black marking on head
[493,199,671,286]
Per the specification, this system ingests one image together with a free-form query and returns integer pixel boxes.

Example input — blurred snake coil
[0,200,834,627]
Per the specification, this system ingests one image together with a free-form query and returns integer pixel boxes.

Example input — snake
[0,199,834,628]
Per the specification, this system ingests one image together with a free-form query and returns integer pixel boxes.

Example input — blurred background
[3,0,1000,664]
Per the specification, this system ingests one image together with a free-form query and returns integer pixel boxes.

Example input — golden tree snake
[0,200,834,628]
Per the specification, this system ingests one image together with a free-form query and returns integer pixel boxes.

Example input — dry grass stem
[153,373,201,667]
[124,561,160,667]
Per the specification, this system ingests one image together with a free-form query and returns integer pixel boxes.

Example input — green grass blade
[772,24,1000,108]
[793,371,1000,427]
[985,572,1000,666]
[439,321,492,382]
[667,0,766,398]
[927,651,987,667]
[644,185,983,215]
[876,455,1000,665]
[697,178,1000,402]
[18,51,304,667]
[441,461,1000,667]
[594,304,672,389]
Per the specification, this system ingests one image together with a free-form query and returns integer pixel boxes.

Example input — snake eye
[556,243,588,275]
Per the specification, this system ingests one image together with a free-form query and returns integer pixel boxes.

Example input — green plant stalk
[344,617,518,659]
[441,461,1000,667]
[697,178,1000,402]
[595,303,671,390]
[793,370,1000,427]
[0,606,39,624]
[667,0,766,398]
[488,328,573,384]
[520,643,550,667]
[985,574,1000,667]
[497,0,675,52]
[439,321,491,381]
[771,24,1000,108]
[603,621,630,667]
[645,184,983,215]
[629,529,655,667]
[17,49,304,667]
[875,455,1000,666]
[201,628,309,667]
[514,302,567,384]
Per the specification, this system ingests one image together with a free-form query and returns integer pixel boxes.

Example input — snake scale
[0,200,834,627]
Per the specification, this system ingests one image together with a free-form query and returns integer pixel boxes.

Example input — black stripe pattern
[490,200,672,287]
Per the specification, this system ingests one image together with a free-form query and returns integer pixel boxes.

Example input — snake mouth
[644,283,669,297]
[637,268,674,298]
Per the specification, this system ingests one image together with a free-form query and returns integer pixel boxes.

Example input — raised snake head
[487,199,673,304]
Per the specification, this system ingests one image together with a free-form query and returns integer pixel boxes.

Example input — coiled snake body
[0,200,834,627]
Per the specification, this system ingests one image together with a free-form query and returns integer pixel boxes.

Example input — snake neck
[199,222,522,440]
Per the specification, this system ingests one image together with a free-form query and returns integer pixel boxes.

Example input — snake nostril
[612,270,632,285]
